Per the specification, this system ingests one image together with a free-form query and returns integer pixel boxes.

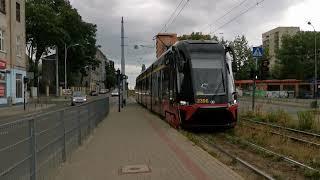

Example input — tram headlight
[179,101,188,106]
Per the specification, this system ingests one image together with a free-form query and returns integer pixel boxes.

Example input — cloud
[70,0,314,86]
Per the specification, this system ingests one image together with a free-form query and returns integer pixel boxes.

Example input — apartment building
[262,27,300,68]
[0,0,26,105]
[83,49,109,91]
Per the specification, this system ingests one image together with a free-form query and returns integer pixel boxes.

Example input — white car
[111,89,119,96]
[71,91,87,106]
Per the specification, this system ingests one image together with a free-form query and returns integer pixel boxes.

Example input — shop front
[0,60,7,105]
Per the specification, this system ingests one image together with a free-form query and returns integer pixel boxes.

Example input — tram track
[240,118,320,147]
[196,135,275,180]
[184,130,320,179]
[239,122,320,148]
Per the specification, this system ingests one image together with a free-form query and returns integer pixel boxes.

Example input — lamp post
[308,22,317,100]
[64,43,80,89]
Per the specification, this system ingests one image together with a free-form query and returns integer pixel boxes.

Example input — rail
[241,118,320,138]
[197,136,275,180]
[0,97,110,180]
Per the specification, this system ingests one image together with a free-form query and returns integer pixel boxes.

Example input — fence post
[87,103,91,134]
[78,108,82,146]
[29,119,36,180]
[61,110,66,162]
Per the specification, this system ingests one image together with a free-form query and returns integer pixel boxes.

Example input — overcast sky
[70,0,320,88]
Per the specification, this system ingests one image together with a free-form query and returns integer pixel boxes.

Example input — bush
[310,101,318,108]
[297,111,315,130]
[266,109,291,126]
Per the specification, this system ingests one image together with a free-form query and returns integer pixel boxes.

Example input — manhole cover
[120,164,151,174]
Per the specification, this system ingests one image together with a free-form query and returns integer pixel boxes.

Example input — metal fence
[0,97,109,180]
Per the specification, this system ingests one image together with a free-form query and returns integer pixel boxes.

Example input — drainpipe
[8,0,13,106]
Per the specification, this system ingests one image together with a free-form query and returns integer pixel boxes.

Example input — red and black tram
[135,40,238,129]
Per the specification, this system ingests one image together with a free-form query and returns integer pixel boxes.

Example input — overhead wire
[210,0,265,34]
[164,0,190,32]
[199,0,249,33]
[159,0,185,33]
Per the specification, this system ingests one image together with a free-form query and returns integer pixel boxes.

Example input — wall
[156,33,177,58]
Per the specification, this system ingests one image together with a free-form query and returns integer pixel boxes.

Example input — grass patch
[304,169,320,179]
[297,111,315,130]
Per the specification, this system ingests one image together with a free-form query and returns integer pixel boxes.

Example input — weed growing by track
[241,109,320,133]
[233,124,320,176]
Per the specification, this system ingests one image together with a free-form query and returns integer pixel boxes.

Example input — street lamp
[307,21,317,99]
[64,43,80,89]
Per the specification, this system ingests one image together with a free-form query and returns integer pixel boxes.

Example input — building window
[16,74,22,98]
[0,30,4,51]
[16,35,21,56]
[0,0,5,14]
[0,72,5,98]
[16,2,20,22]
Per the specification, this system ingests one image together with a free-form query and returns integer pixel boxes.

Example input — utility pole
[64,43,67,90]
[252,57,257,111]
[55,46,59,97]
[117,69,121,112]
[121,17,126,107]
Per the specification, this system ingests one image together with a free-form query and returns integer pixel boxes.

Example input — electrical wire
[210,0,265,34]
[159,0,185,33]
[165,0,190,32]
[199,0,249,33]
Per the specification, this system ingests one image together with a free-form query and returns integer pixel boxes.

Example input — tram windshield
[191,53,226,96]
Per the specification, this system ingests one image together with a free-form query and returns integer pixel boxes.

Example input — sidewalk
[54,98,242,180]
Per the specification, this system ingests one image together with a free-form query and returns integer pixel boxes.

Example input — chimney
[156,33,178,58]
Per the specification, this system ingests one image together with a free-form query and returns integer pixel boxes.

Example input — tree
[26,0,99,87]
[178,32,218,41]
[26,0,65,86]
[276,31,320,80]
[229,35,254,80]
[104,64,116,89]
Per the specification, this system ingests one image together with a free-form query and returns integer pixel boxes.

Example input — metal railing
[0,97,109,180]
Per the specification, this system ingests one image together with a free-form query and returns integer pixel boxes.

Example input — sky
[69,0,320,89]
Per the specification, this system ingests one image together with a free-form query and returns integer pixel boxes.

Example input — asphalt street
[239,99,310,119]
[0,94,109,125]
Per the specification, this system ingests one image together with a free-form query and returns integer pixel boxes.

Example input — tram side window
[153,73,158,99]
[162,67,169,98]
[146,77,149,95]
[158,72,161,99]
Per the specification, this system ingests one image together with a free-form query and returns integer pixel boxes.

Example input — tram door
[166,55,180,128]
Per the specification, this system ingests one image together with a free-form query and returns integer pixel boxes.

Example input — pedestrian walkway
[54,98,243,180]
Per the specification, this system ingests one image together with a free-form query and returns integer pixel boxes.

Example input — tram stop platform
[54,98,242,180]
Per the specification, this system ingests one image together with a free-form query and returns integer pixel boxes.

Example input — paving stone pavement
[54,97,243,180]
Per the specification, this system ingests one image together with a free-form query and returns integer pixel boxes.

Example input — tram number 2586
[196,98,209,104]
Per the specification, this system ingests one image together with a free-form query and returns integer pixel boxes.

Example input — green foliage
[104,64,116,89]
[178,32,217,41]
[229,35,254,80]
[276,31,320,80]
[297,111,315,130]
[26,0,98,86]
[266,109,291,125]
[310,101,318,108]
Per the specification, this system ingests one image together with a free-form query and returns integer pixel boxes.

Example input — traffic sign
[252,47,263,57]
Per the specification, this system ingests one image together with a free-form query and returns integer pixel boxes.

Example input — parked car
[111,89,119,96]
[90,90,98,96]
[71,91,87,106]
[99,89,108,94]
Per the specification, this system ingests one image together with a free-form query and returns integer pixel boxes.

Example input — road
[0,94,109,125]
[239,99,310,119]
